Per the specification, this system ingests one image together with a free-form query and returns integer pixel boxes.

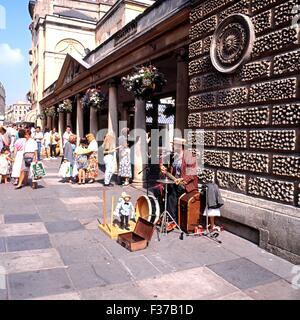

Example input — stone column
[46,116,51,129]
[89,107,98,136]
[175,48,189,138]
[133,98,147,186]
[108,80,119,172]
[66,113,72,128]
[76,96,84,146]
[58,112,65,154]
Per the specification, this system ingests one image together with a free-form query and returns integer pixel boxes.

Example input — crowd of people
[0,122,133,189]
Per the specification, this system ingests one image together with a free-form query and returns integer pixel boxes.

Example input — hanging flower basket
[57,99,73,113]
[122,65,167,101]
[82,87,106,110]
[44,106,57,117]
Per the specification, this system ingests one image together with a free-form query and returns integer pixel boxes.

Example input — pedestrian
[0,146,13,184]
[86,133,98,184]
[50,128,60,159]
[62,134,77,183]
[0,127,9,152]
[63,126,72,148]
[43,128,51,160]
[102,133,117,187]
[118,128,131,186]
[33,126,43,161]
[74,138,90,185]
[11,129,26,186]
[15,129,38,190]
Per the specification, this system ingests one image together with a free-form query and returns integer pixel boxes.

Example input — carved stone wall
[189,0,300,206]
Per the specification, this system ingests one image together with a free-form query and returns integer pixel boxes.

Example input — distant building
[0,82,5,119]
[28,0,152,123]
[5,101,32,123]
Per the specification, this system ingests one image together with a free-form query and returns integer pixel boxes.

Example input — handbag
[23,152,35,168]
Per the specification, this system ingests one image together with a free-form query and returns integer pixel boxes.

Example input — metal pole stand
[157,179,186,241]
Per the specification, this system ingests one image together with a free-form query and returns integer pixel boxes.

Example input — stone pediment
[56,53,90,89]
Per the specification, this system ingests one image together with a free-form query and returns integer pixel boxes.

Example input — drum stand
[157,179,185,241]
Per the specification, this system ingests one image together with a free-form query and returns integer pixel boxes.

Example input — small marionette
[114,192,135,230]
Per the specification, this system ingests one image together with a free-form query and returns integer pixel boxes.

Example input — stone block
[218,87,248,106]
[249,78,297,103]
[273,49,300,75]
[202,110,231,127]
[189,56,213,76]
[272,104,300,125]
[216,130,247,148]
[187,112,201,127]
[190,4,203,24]
[189,40,202,59]
[249,130,296,151]
[248,177,294,203]
[198,168,215,183]
[252,10,272,34]
[272,155,300,178]
[252,0,279,13]
[190,76,202,93]
[232,152,269,173]
[204,150,230,167]
[274,0,299,27]
[253,27,298,57]
[202,0,235,18]
[217,170,246,192]
[239,60,271,82]
[188,93,216,110]
[190,16,217,40]
[232,106,269,127]
[204,131,216,146]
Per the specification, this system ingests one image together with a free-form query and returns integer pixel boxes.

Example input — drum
[135,195,160,224]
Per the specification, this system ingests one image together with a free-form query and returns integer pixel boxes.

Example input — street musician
[156,137,198,230]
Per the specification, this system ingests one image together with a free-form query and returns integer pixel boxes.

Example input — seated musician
[159,137,198,230]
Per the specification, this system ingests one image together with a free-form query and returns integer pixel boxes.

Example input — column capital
[107,77,120,87]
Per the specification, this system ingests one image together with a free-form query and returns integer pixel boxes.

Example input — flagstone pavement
[0,159,299,300]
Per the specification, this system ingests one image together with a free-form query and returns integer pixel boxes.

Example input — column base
[132,179,145,188]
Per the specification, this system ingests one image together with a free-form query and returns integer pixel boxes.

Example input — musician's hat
[121,192,131,200]
[172,137,187,145]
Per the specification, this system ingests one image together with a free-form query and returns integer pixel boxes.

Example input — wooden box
[117,217,155,252]
[178,191,202,233]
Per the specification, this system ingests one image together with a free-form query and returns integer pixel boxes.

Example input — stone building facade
[5,101,32,123]
[0,82,5,118]
[189,0,300,263]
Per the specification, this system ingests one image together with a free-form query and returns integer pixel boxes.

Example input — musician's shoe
[166,222,176,232]
[125,226,130,231]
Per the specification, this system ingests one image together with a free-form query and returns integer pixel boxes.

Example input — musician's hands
[160,165,167,174]
[175,178,184,185]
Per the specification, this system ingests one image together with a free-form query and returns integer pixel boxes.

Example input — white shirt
[88,140,98,152]
[63,131,72,147]
[24,138,38,153]
[44,132,51,146]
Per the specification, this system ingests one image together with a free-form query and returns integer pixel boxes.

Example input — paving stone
[118,255,161,280]
[208,258,280,290]
[50,230,100,248]
[216,291,253,300]
[0,238,5,253]
[244,279,300,300]
[6,234,52,252]
[38,210,77,222]
[29,292,81,300]
[60,196,101,205]
[4,214,41,224]
[245,250,296,280]
[45,220,84,234]
[0,289,8,300]
[80,282,147,300]
[0,248,65,274]
[0,215,4,224]
[8,268,74,300]
[57,244,113,265]
[0,223,48,237]
[137,266,238,300]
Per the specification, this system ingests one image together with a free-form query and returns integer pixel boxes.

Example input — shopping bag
[31,162,46,179]
[72,162,78,178]
[59,161,71,178]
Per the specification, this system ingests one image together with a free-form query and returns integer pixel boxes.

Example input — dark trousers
[120,215,129,228]
[37,142,41,161]
[50,144,57,157]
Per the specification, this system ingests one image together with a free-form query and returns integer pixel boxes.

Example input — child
[0,147,13,184]
[74,138,91,184]
[114,192,135,230]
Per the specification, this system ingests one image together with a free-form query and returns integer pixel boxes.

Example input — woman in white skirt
[11,129,26,185]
